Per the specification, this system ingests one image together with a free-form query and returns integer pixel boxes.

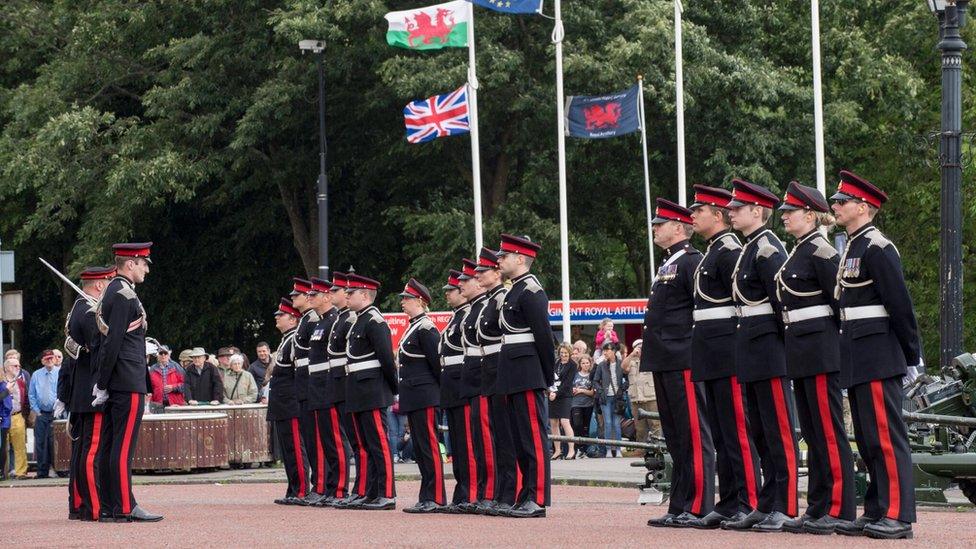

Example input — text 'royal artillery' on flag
[385,0,470,50]
[403,85,471,144]
[566,84,641,139]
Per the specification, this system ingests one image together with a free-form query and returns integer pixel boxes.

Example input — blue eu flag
[566,85,641,139]
[469,0,543,15]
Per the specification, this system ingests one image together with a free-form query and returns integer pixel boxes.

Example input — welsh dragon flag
[384,0,470,50]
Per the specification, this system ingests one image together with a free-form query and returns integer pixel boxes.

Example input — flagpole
[467,2,484,254]
[811,0,826,196]
[674,0,687,207]
[638,76,656,281]
[553,0,571,343]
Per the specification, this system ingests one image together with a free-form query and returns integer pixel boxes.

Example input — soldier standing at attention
[305,276,340,505]
[290,277,322,503]
[269,298,309,505]
[830,170,918,540]
[343,274,398,510]
[496,234,555,518]
[722,180,799,532]
[92,243,162,522]
[642,199,715,528]
[397,279,446,513]
[775,182,856,534]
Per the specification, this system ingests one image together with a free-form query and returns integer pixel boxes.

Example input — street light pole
[300,39,330,280]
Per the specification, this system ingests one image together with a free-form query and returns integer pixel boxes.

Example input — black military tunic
[293,308,322,495]
[326,307,361,498]
[837,223,918,523]
[397,313,445,505]
[305,307,339,497]
[439,303,477,505]
[460,292,493,503]
[270,327,310,499]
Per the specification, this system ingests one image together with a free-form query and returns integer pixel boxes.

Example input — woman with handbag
[548,344,577,459]
[593,342,625,458]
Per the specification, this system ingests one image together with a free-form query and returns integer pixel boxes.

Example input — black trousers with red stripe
[744,377,799,517]
[488,392,520,506]
[849,376,915,523]
[446,404,477,504]
[354,408,396,500]
[68,412,104,520]
[469,395,495,502]
[507,389,550,507]
[98,391,144,517]
[653,370,715,516]
[314,406,350,499]
[407,407,446,505]
[793,373,856,520]
[703,376,761,517]
[275,417,310,499]
[299,406,324,496]
[348,411,369,498]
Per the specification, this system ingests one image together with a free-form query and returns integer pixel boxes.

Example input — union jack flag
[403,85,470,144]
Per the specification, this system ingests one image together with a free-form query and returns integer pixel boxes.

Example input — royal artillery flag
[469,0,543,14]
[566,85,641,139]
[385,0,470,50]
[404,85,471,144]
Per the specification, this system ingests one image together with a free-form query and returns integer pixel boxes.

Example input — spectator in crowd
[3,349,19,361]
[593,342,625,458]
[184,347,222,405]
[216,347,234,376]
[51,349,63,367]
[397,423,414,463]
[622,340,660,442]
[0,369,14,480]
[222,354,258,404]
[594,318,620,351]
[149,345,187,411]
[549,343,577,459]
[389,399,409,463]
[571,340,589,363]
[4,357,29,479]
[178,349,193,370]
[28,350,60,478]
[249,342,272,403]
[570,355,596,458]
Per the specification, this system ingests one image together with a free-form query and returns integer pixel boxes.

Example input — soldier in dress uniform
[290,277,323,503]
[457,257,493,514]
[58,266,114,521]
[342,274,398,510]
[269,298,310,505]
[397,278,447,513]
[304,276,341,505]
[686,185,761,530]
[437,269,477,513]
[642,199,716,528]
[496,234,555,518]
[830,170,918,540]
[775,181,856,534]
[474,248,522,517]
[722,180,800,532]
[92,243,162,522]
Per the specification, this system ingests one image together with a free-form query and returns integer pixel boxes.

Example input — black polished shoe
[781,513,813,534]
[721,509,767,530]
[362,497,396,510]
[752,511,793,533]
[68,511,81,521]
[314,496,338,507]
[863,518,913,540]
[458,502,479,515]
[403,500,442,514]
[489,502,514,517]
[474,499,497,515]
[688,510,731,530]
[440,503,462,514]
[646,513,676,528]
[803,514,853,535]
[670,512,702,528]
[508,500,546,518]
[99,513,131,523]
[835,514,876,536]
[303,493,325,506]
[129,505,164,522]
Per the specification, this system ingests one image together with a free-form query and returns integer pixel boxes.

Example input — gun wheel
[960,479,976,505]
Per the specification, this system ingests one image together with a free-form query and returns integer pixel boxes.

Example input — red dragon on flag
[583,102,622,130]
[405,8,456,48]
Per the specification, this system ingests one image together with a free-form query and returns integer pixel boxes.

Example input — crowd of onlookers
[2,348,64,480]
[145,343,272,411]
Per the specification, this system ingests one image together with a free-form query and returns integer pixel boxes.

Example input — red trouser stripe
[291,418,307,498]
[351,415,368,496]
[770,378,798,517]
[119,393,139,514]
[525,391,546,506]
[871,380,900,519]
[72,476,82,509]
[426,407,445,504]
[373,409,394,498]
[730,376,758,509]
[682,370,705,515]
[479,396,496,500]
[815,374,844,517]
[314,411,325,494]
[463,404,477,502]
[330,408,347,497]
[86,413,103,520]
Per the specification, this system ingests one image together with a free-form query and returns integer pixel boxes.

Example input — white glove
[53,400,66,418]
[92,385,109,407]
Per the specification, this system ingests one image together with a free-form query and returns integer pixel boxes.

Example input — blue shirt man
[29,356,60,413]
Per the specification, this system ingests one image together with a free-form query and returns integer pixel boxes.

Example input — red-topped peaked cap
[651,198,693,224]
[113,242,153,263]
[80,266,116,280]
[398,278,432,303]
[274,298,301,318]
[346,274,381,291]
[497,234,541,258]
[474,247,500,272]
[310,277,333,293]
[690,184,734,209]
[779,181,829,213]
[291,277,312,297]
[728,179,780,209]
[458,258,478,280]
[330,271,348,290]
[831,170,888,209]
[443,269,463,291]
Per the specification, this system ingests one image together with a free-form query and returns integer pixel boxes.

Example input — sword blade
[38,257,98,307]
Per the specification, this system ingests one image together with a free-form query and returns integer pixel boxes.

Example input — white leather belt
[308,361,329,373]
[503,333,535,344]
[481,343,502,356]
[329,357,347,367]
[783,305,833,325]
[738,303,774,317]
[347,360,381,373]
[441,355,464,366]
[693,306,737,321]
[295,357,309,368]
[464,348,481,357]
[840,305,889,322]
